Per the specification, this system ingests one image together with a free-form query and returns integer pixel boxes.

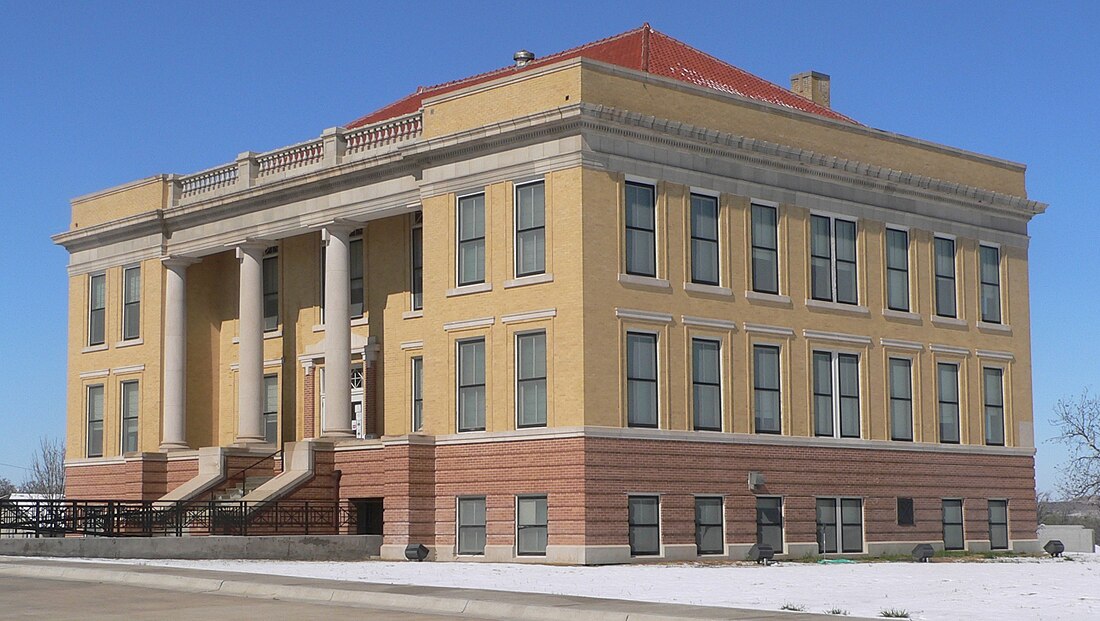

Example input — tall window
[515,181,545,277]
[516,332,547,428]
[897,497,915,526]
[692,339,721,431]
[122,266,141,341]
[980,245,1001,323]
[813,351,861,438]
[983,367,1005,446]
[457,193,486,286]
[988,500,1008,550]
[88,273,106,346]
[457,497,486,555]
[628,495,660,556]
[411,214,423,310]
[817,498,863,553]
[411,357,423,432]
[934,237,957,318]
[626,332,658,428]
[885,229,909,312]
[624,182,656,277]
[942,499,965,550]
[753,345,781,433]
[810,215,857,305]
[756,496,784,552]
[262,248,279,332]
[689,193,719,286]
[517,495,548,556]
[751,204,779,294]
[120,380,139,454]
[457,339,486,432]
[937,362,961,443]
[350,235,365,319]
[889,358,913,441]
[695,496,724,555]
[86,384,104,457]
[263,375,278,444]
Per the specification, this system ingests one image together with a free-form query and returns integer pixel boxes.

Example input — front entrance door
[353,498,383,535]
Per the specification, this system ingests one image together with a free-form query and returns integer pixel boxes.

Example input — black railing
[0,499,355,538]
[208,449,283,501]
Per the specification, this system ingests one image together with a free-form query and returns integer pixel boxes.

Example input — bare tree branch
[1051,390,1100,501]
[20,437,66,498]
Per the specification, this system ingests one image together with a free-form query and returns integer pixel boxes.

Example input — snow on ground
[72,554,1100,620]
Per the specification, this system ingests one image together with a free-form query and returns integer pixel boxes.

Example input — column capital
[161,256,200,270]
[228,240,269,258]
[316,219,360,237]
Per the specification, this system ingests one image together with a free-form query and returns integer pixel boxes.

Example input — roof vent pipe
[514,50,535,67]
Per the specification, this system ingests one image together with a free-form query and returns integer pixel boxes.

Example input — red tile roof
[346,24,858,129]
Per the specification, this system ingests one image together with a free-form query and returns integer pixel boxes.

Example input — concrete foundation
[0,535,381,561]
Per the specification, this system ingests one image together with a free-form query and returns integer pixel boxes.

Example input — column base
[158,442,191,452]
[232,436,268,446]
[320,429,355,439]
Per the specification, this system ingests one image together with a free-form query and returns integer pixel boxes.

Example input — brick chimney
[790,71,831,109]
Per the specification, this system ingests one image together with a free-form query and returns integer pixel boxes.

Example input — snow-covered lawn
[78,554,1100,620]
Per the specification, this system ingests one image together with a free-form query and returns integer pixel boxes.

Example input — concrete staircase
[212,476,273,501]
[238,440,325,506]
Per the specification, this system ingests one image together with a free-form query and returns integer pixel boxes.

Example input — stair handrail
[206,449,283,501]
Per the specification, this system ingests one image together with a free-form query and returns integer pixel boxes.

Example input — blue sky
[0,1,1095,494]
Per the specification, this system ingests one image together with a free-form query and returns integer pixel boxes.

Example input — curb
[0,560,840,620]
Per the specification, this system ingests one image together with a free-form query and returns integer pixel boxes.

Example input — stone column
[322,225,354,438]
[160,258,193,451]
[236,242,266,444]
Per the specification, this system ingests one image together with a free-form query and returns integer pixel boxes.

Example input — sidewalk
[0,556,840,620]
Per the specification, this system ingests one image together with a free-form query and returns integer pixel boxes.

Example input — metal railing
[0,499,355,538]
[207,449,282,501]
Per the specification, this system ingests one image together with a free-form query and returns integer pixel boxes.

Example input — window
[988,500,1008,550]
[411,357,424,432]
[980,245,1001,323]
[885,229,909,311]
[934,237,957,318]
[516,495,548,556]
[120,380,139,454]
[753,345,781,433]
[516,332,547,428]
[756,496,784,552]
[457,339,486,432]
[515,181,545,277]
[942,499,965,550]
[457,497,486,555]
[692,338,721,431]
[263,375,278,444]
[689,193,719,285]
[897,497,915,526]
[810,215,857,304]
[262,248,279,331]
[624,182,656,277]
[889,358,913,441]
[695,497,724,555]
[122,266,141,341]
[750,204,779,294]
[626,332,658,428]
[628,495,660,556]
[411,214,423,310]
[937,363,961,443]
[817,498,863,553]
[86,385,104,457]
[350,235,365,319]
[88,273,106,346]
[457,193,486,286]
[983,368,1005,446]
[812,351,860,438]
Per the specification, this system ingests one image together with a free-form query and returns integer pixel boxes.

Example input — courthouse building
[55,25,1046,562]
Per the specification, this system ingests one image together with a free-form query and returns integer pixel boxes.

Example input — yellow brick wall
[70,177,169,229]
[580,169,1032,446]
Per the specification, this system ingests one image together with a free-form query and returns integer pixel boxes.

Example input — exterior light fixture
[404,543,429,561]
[911,543,935,562]
[748,543,775,565]
[1044,540,1065,557]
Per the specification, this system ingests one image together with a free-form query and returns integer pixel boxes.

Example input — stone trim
[400,340,424,350]
[976,349,1015,362]
[614,308,673,324]
[683,282,733,297]
[930,344,970,356]
[743,323,795,337]
[880,338,924,351]
[111,364,145,375]
[617,273,670,289]
[744,291,792,306]
[805,299,871,315]
[443,317,495,332]
[501,308,557,324]
[802,330,872,346]
[503,273,554,289]
[681,316,737,331]
[78,369,110,380]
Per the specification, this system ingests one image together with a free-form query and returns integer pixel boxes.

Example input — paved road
[0,575,472,620]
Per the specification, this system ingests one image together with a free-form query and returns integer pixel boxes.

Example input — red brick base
[65,433,1037,559]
